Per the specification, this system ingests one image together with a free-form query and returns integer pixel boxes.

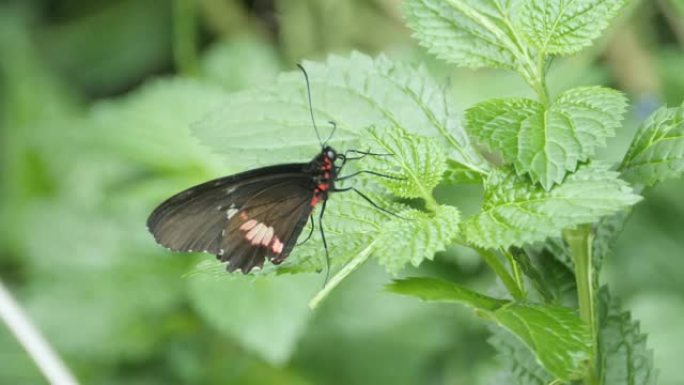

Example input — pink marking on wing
[271,238,284,254]
[240,219,257,231]
[245,223,262,241]
[262,226,274,246]
[240,212,248,220]
[251,223,269,245]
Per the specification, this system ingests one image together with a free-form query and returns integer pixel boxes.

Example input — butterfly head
[323,146,337,162]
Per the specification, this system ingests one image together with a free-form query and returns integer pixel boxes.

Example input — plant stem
[534,52,550,106]
[477,248,524,300]
[173,0,199,75]
[308,243,374,309]
[564,224,599,385]
[503,249,526,298]
[0,278,79,385]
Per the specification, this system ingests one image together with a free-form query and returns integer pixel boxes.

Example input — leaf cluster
[94,0,682,384]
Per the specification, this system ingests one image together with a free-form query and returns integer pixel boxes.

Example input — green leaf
[193,52,487,176]
[462,163,641,249]
[508,247,553,303]
[597,288,656,385]
[442,159,484,184]
[466,87,627,189]
[306,203,461,306]
[375,205,461,274]
[387,276,503,310]
[279,192,399,275]
[592,210,630,276]
[527,245,577,306]
[404,0,524,71]
[620,104,684,186]
[364,126,447,202]
[466,97,539,163]
[87,78,229,175]
[489,327,554,385]
[389,277,591,381]
[187,274,319,365]
[521,0,627,55]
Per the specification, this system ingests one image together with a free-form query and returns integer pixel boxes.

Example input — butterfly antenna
[323,120,337,146]
[297,64,324,147]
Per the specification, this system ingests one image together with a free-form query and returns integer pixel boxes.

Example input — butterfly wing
[147,164,315,272]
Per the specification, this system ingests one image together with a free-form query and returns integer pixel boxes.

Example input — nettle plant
[194,0,683,384]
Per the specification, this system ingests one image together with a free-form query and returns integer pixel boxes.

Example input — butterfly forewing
[147,164,315,272]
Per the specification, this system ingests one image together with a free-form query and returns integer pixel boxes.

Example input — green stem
[534,52,550,106]
[564,224,598,385]
[503,250,526,298]
[477,248,524,300]
[173,0,199,75]
[308,243,374,309]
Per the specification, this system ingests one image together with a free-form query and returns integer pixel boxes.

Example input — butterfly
[147,65,395,274]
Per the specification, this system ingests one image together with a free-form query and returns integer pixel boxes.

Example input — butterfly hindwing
[147,164,315,271]
[218,181,315,272]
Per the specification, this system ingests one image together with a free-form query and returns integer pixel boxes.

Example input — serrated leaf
[525,244,577,306]
[466,98,540,162]
[404,0,525,71]
[193,52,487,176]
[489,328,553,385]
[597,287,656,385]
[508,247,554,303]
[521,0,627,55]
[281,191,402,274]
[246,186,459,279]
[389,277,591,381]
[620,104,684,186]
[375,205,460,274]
[462,163,641,249]
[364,126,447,200]
[466,87,627,189]
[593,210,631,277]
[442,159,484,184]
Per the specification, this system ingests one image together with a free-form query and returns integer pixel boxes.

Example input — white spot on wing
[226,204,238,219]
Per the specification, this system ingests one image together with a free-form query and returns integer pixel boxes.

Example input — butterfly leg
[336,170,404,181]
[318,200,331,285]
[343,149,394,160]
[296,215,315,246]
[333,187,404,219]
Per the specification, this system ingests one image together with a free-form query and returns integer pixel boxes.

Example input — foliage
[462,164,640,248]
[466,87,628,189]
[388,277,591,381]
[620,104,684,186]
[1,1,683,385]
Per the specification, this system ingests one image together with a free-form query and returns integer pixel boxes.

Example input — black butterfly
[147,65,394,274]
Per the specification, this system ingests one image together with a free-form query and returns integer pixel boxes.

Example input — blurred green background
[0,0,683,384]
